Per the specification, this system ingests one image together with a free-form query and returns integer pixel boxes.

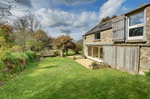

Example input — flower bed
[89,62,110,70]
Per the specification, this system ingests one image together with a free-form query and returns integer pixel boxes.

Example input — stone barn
[83,3,150,75]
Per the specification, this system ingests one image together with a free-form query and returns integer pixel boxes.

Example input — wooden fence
[103,46,139,74]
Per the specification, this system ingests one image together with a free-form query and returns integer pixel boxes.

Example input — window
[93,47,98,58]
[88,47,92,56]
[128,11,144,40]
[94,33,100,40]
[100,48,103,59]
[99,47,103,59]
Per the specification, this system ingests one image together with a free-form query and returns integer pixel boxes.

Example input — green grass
[64,50,82,56]
[1,57,150,99]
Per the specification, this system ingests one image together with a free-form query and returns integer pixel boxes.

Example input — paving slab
[75,59,94,69]
[67,55,80,58]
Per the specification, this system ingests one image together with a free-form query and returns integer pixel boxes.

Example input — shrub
[36,52,41,56]
[144,70,150,77]
[2,51,36,74]
[91,62,98,66]
[36,52,41,59]
[43,48,50,51]
[0,61,4,73]
[24,51,36,62]
[54,51,60,56]
[11,45,23,52]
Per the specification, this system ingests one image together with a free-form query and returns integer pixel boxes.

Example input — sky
[2,0,150,41]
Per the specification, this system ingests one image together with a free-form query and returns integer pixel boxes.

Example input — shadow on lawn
[36,65,59,69]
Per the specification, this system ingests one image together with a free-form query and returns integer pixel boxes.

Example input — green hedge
[1,51,36,75]
[0,51,37,81]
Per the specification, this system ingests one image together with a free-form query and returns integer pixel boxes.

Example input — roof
[125,3,150,15]
[83,3,150,37]
[83,20,112,36]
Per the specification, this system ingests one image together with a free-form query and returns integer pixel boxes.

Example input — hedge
[0,51,36,77]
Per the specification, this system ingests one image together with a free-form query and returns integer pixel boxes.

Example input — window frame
[99,47,103,60]
[94,32,101,40]
[127,10,144,40]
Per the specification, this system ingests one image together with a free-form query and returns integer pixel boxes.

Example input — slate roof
[125,3,150,15]
[83,20,112,36]
[83,3,150,37]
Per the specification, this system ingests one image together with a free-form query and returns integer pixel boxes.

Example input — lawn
[1,57,150,99]
[64,50,82,56]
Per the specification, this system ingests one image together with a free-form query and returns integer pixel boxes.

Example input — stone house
[82,3,150,75]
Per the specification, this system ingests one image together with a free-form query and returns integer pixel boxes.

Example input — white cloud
[99,0,126,19]
[73,11,99,28]
[53,0,95,5]
[122,6,127,11]
[37,8,69,27]
[36,8,99,35]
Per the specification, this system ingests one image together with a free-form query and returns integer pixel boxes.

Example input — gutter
[85,43,150,47]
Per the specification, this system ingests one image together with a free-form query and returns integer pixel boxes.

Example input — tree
[100,16,111,24]
[0,24,14,46]
[100,15,118,24]
[13,13,42,32]
[111,15,118,19]
[53,35,75,56]
[33,30,49,51]
[25,13,41,32]
[74,39,83,54]
[13,17,28,31]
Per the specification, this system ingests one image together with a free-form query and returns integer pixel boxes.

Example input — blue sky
[4,0,150,40]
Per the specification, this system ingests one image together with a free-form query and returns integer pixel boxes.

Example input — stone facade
[83,29,113,56]
[140,47,150,72]
[146,6,150,44]
[83,6,150,75]
[83,29,113,44]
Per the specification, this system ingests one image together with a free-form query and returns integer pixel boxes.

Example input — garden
[1,57,150,99]
[0,13,83,83]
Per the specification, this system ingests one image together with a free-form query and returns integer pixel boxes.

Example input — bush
[144,70,150,77]
[54,51,60,56]
[24,51,36,62]
[11,45,23,52]
[91,62,98,66]
[2,51,36,74]
[0,61,4,73]
[36,52,41,59]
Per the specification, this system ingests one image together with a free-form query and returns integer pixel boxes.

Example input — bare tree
[13,13,42,32]
[13,16,28,31]
[25,13,41,32]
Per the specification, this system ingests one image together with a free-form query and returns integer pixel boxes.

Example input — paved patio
[67,55,80,58]
[75,59,94,69]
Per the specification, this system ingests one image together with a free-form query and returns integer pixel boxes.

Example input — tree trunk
[66,49,68,56]
[62,50,64,57]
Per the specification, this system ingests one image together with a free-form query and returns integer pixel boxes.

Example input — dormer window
[94,33,100,40]
[128,11,144,40]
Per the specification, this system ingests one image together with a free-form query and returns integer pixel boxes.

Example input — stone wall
[146,6,150,44]
[83,29,113,56]
[83,29,113,44]
[139,47,150,75]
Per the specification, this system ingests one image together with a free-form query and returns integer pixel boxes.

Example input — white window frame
[127,10,144,40]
